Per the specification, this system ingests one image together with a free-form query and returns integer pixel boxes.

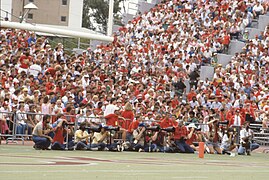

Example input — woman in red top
[121,102,134,130]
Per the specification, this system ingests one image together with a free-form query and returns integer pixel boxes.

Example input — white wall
[0,0,12,20]
[68,0,83,28]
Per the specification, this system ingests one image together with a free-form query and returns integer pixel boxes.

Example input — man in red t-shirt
[51,114,74,150]
[173,120,194,153]
[159,113,173,128]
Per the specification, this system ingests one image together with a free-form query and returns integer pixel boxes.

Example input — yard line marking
[172,177,208,179]
[0,170,269,173]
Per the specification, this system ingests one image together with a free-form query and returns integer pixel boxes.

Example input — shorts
[206,141,220,148]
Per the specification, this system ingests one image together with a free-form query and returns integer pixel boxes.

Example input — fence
[1,111,269,149]
[0,111,106,145]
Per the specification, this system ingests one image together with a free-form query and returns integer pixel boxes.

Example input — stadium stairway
[222,13,269,146]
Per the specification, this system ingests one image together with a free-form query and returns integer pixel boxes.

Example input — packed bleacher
[0,0,269,154]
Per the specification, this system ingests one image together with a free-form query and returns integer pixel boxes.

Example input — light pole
[20,2,38,23]
[107,0,114,36]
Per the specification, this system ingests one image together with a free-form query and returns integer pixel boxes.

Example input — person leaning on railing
[32,114,53,150]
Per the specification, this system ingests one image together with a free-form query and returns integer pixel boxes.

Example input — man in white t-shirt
[238,122,259,155]
[104,98,118,116]
[28,60,42,78]
[253,1,264,18]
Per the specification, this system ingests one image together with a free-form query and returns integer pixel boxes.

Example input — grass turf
[0,145,269,180]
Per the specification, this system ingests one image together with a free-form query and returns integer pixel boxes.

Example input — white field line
[0,170,269,173]
[172,177,208,179]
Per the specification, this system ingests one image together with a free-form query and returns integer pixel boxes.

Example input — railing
[0,111,106,145]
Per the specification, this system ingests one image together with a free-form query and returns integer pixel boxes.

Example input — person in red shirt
[185,123,199,151]
[18,51,32,73]
[187,88,197,102]
[159,112,173,128]
[121,102,134,130]
[126,114,143,142]
[51,114,75,150]
[172,120,194,153]
[245,103,255,123]
[105,108,127,141]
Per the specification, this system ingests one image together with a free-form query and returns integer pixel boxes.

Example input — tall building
[1,0,83,28]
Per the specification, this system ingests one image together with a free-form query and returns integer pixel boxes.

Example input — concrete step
[138,1,155,14]
[228,40,246,55]
[258,15,269,30]
[217,54,232,67]
[245,27,263,39]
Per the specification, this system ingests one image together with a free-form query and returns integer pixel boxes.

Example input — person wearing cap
[82,74,90,89]
[91,124,110,151]
[230,109,244,127]
[132,123,146,152]
[173,120,194,153]
[185,123,200,152]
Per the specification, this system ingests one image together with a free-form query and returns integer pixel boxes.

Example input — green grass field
[0,145,269,180]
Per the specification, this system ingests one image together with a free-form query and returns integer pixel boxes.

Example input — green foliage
[82,0,123,33]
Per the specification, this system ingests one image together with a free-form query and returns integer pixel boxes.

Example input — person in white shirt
[28,60,42,78]
[238,122,259,155]
[16,105,28,135]
[104,98,118,117]
[0,102,12,134]
[220,128,236,154]
[89,108,101,126]
[253,1,265,18]
[81,74,90,89]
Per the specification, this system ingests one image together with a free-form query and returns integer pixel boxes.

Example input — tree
[82,0,123,34]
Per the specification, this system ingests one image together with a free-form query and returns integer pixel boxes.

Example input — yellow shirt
[74,130,89,143]
[92,132,110,144]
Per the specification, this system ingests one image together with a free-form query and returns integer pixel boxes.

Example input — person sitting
[74,122,91,150]
[91,124,114,151]
[32,115,53,150]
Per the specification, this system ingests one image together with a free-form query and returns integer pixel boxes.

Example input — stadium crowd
[1,0,269,155]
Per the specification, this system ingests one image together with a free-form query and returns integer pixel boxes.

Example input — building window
[61,16,66,22]
[62,0,67,5]
[28,13,33,19]
[29,0,34,2]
